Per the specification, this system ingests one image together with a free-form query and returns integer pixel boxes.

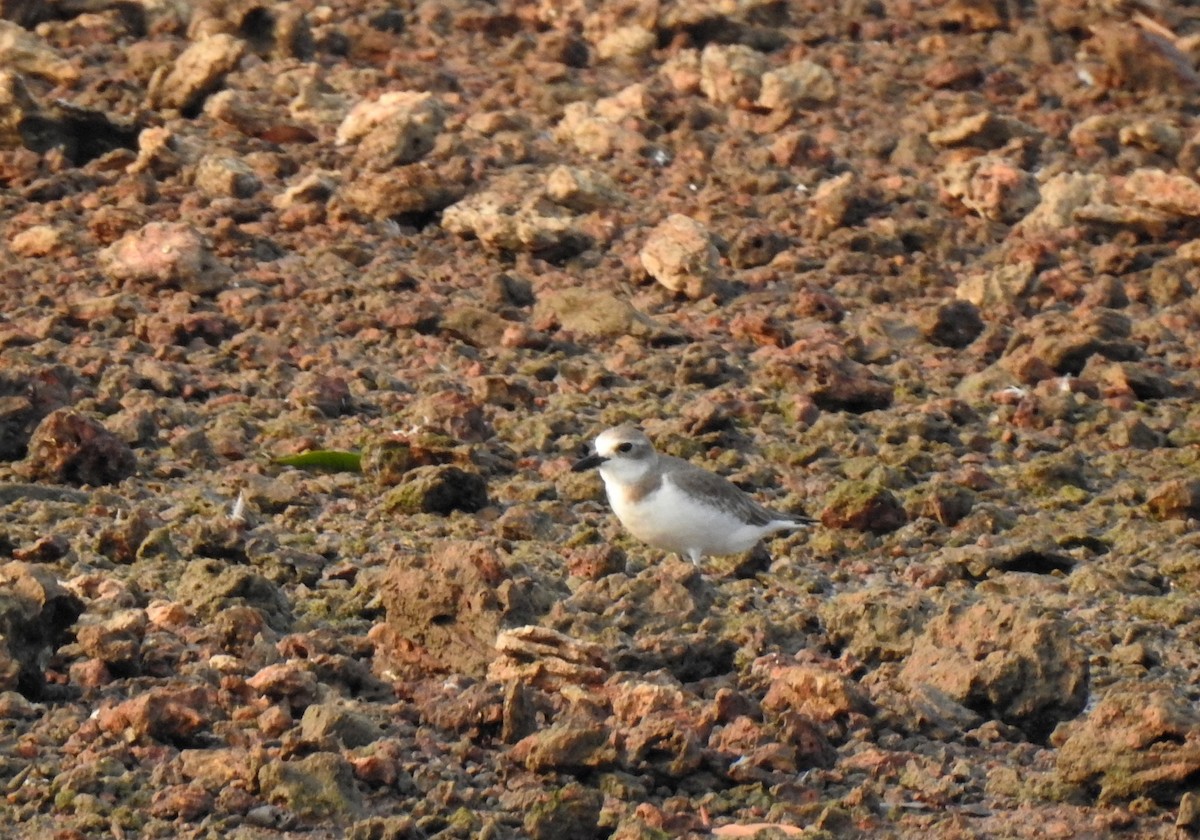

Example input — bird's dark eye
[616,442,633,453]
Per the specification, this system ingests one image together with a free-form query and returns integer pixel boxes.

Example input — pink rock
[758,657,871,724]
[96,685,217,742]
[98,222,231,294]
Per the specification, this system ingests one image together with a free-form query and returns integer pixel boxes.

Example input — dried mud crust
[1,1,1200,838]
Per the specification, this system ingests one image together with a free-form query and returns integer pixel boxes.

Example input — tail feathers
[769,513,816,532]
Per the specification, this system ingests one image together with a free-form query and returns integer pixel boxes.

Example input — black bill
[571,453,607,472]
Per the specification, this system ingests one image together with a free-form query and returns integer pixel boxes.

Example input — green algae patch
[257,753,364,821]
[275,449,362,472]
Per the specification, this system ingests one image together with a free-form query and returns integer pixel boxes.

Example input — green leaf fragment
[275,450,362,472]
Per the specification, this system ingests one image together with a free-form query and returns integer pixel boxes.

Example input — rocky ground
[1,0,1200,837]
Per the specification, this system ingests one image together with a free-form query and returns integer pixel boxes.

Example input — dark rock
[1178,792,1200,833]
[382,465,488,515]
[758,657,872,727]
[149,783,215,821]
[1055,683,1200,802]
[176,559,292,632]
[11,533,69,563]
[373,540,511,677]
[512,724,615,773]
[0,561,83,696]
[524,783,604,840]
[0,365,73,460]
[258,753,365,821]
[75,608,147,672]
[96,685,217,745]
[808,358,893,413]
[488,272,535,308]
[19,409,136,485]
[501,680,536,744]
[730,223,787,269]
[1147,479,1200,521]
[300,702,384,748]
[821,481,907,533]
[820,587,934,663]
[288,372,352,417]
[0,1,45,26]
[247,662,320,712]
[900,598,1088,740]
[920,299,984,348]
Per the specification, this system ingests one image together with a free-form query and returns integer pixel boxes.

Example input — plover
[572,424,814,564]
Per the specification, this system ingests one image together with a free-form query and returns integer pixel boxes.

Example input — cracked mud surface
[2,1,1200,838]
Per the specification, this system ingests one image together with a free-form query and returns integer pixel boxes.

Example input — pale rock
[808,171,863,235]
[593,83,650,123]
[442,192,573,253]
[757,60,837,109]
[956,261,1037,309]
[273,170,338,210]
[554,95,646,158]
[127,126,203,178]
[10,225,68,258]
[194,154,262,198]
[288,74,349,126]
[928,111,1037,149]
[0,19,79,84]
[939,154,1039,223]
[1117,120,1183,156]
[640,214,720,299]
[594,25,655,61]
[0,70,39,149]
[1118,167,1200,217]
[900,598,1088,739]
[699,43,767,105]
[545,165,624,212]
[533,288,673,342]
[98,222,232,294]
[335,90,444,167]
[1016,172,1109,233]
[147,33,246,112]
[661,48,701,94]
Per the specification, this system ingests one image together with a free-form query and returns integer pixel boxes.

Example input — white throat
[598,452,657,487]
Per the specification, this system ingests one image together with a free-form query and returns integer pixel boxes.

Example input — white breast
[604,474,780,560]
